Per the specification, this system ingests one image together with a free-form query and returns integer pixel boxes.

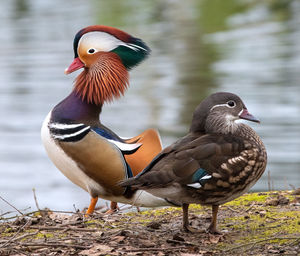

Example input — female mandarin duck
[121,92,267,233]
[41,25,172,214]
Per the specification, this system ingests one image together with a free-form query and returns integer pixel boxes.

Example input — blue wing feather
[187,168,212,188]
[91,127,121,141]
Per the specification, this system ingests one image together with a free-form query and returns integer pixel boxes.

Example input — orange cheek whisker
[73,53,129,105]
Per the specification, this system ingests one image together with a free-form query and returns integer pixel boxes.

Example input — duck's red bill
[64,57,85,74]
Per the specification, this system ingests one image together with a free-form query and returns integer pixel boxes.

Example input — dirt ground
[0,190,299,256]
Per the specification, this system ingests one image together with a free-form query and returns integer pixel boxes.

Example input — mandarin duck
[121,92,267,233]
[41,25,173,214]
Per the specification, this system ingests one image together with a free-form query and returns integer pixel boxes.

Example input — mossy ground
[0,190,299,255]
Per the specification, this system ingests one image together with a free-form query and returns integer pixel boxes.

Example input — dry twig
[124,246,188,252]
[27,225,97,232]
[17,242,90,249]
[32,188,41,212]
[0,195,23,216]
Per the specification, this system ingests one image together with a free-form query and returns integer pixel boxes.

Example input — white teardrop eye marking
[79,31,128,54]
[78,31,145,57]
[87,48,96,54]
[227,100,236,108]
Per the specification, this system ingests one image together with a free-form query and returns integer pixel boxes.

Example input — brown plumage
[121,92,267,233]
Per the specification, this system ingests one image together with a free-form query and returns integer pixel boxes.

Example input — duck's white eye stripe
[210,103,228,111]
[127,43,147,51]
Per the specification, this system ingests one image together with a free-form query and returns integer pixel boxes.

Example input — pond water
[0,0,299,214]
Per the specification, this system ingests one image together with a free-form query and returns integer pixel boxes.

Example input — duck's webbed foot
[182,203,205,233]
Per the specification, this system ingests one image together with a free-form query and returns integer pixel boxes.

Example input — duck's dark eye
[227,100,236,108]
[88,48,95,54]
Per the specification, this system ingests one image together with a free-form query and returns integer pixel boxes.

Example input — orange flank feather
[85,129,162,215]
[74,52,129,105]
[124,129,162,176]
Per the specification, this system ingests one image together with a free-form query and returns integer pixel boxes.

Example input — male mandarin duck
[121,92,267,233]
[41,25,172,214]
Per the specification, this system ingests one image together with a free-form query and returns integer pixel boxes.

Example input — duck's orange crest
[74,52,129,105]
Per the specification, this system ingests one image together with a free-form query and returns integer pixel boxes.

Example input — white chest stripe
[52,126,90,140]
[49,123,85,129]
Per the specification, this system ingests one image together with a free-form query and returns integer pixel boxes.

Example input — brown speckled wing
[124,127,266,199]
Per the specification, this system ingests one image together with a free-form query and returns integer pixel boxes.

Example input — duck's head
[190,92,260,134]
[65,25,151,105]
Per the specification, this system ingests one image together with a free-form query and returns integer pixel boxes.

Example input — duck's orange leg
[105,201,119,214]
[86,197,98,215]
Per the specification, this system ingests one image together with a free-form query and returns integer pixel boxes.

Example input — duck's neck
[51,90,102,126]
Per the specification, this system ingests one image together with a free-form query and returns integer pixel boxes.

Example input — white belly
[100,190,174,207]
[41,112,106,196]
